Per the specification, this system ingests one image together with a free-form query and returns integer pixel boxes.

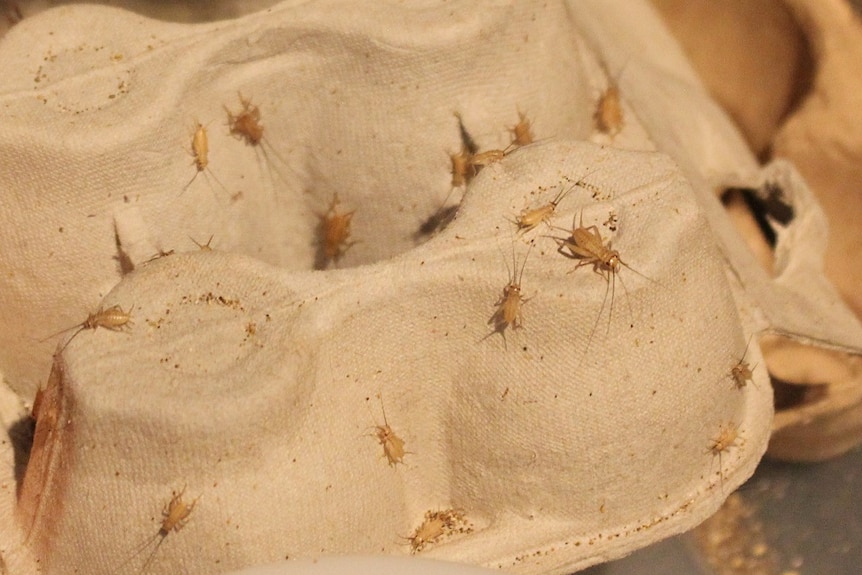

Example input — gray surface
[582,445,862,575]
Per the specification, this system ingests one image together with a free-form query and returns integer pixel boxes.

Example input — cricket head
[607,252,621,273]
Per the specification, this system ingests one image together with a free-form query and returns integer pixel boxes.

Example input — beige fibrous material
[652,0,862,462]
[0,1,860,575]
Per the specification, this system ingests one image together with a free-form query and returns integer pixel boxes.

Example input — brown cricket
[42,304,133,353]
[317,193,356,268]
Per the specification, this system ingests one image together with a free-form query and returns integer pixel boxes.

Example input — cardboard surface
[0,0,855,573]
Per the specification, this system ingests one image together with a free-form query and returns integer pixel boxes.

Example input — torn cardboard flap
[574,1,862,355]
[714,159,862,354]
[636,0,862,462]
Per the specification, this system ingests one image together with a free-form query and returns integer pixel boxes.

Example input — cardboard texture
[767,0,862,460]
[0,0,857,573]
[652,0,862,461]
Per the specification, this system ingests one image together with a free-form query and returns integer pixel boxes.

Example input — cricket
[508,110,535,147]
[513,184,576,234]
[550,208,660,362]
[225,93,294,186]
[594,83,623,136]
[406,509,470,554]
[707,423,741,489]
[594,60,630,138]
[316,193,356,269]
[484,239,534,348]
[182,121,230,198]
[113,487,199,574]
[730,335,757,390]
[40,304,133,353]
[367,394,407,467]
[450,112,479,187]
